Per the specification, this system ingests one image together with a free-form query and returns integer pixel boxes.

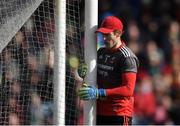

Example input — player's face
[102,31,119,49]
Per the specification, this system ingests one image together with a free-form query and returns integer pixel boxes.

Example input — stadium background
[0,0,179,125]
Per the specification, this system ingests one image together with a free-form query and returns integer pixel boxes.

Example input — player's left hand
[78,85,106,100]
[78,63,88,78]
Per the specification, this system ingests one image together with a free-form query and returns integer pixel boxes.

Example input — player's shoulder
[118,45,139,67]
[97,47,106,53]
[118,45,137,58]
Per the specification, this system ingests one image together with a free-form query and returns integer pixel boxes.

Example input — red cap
[96,16,123,34]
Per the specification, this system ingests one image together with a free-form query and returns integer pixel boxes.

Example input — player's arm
[106,56,139,97]
[105,72,136,97]
[78,56,139,100]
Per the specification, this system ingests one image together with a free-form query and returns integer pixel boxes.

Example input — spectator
[8,112,20,125]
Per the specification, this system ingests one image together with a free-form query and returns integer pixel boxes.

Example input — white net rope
[0,0,54,125]
[0,0,44,53]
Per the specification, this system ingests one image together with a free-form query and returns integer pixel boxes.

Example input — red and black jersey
[97,42,139,117]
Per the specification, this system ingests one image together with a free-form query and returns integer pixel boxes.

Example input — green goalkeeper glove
[78,63,88,79]
[78,85,106,100]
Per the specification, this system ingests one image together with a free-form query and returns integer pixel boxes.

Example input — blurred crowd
[97,0,180,125]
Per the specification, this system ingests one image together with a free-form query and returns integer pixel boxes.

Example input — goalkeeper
[78,16,139,125]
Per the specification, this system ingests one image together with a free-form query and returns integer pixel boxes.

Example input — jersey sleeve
[105,72,137,97]
[121,57,139,73]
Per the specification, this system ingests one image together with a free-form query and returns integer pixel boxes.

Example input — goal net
[66,0,84,125]
[0,0,83,125]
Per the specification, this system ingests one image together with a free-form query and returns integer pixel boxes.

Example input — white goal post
[54,0,66,125]
[84,0,98,125]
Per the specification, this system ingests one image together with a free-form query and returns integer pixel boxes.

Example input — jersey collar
[106,41,125,53]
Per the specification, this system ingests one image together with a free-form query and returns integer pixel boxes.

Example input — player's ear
[114,30,121,37]
[118,30,123,36]
[117,32,121,37]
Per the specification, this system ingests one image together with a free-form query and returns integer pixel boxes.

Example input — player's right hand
[78,84,106,100]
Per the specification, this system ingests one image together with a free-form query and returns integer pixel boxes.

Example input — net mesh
[66,0,84,125]
[0,0,54,124]
[0,0,83,125]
